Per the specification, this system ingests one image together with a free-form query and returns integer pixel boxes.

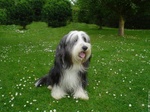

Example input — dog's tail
[35,75,48,87]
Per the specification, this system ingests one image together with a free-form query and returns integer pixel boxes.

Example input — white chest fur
[60,65,84,92]
[51,64,89,100]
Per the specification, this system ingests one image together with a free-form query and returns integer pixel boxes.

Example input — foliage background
[0,0,150,29]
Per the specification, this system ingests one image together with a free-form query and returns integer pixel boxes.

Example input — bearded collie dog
[35,31,91,100]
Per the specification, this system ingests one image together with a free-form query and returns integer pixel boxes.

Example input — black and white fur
[35,31,91,100]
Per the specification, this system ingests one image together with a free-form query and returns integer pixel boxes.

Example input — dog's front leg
[73,87,89,100]
[51,85,67,100]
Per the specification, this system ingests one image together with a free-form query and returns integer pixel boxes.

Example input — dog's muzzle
[82,46,88,51]
[78,46,89,59]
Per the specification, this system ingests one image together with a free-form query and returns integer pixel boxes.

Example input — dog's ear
[55,35,67,64]
[55,34,73,68]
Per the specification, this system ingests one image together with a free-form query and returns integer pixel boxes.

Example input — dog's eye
[74,38,78,42]
[83,37,86,42]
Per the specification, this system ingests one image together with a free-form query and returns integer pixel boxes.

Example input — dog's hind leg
[35,75,51,87]
[35,76,47,87]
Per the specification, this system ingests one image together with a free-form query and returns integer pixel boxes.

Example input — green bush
[78,9,90,24]
[42,0,72,27]
[72,6,79,22]
[7,1,33,29]
[30,0,46,21]
[0,9,7,25]
[0,0,14,25]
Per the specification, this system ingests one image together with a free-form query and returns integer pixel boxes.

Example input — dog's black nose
[82,46,88,51]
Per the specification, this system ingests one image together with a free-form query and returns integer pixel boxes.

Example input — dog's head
[56,31,91,68]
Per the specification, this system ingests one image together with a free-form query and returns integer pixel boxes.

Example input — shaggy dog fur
[35,31,91,100]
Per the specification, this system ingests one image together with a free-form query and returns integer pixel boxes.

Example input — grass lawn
[0,22,150,112]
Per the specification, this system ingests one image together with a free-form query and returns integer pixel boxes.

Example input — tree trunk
[118,15,125,36]
[22,25,26,30]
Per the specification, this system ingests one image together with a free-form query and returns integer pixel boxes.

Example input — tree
[0,9,7,25]
[78,0,104,29]
[30,0,46,21]
[101,0,139,36]
[77,0,147,36]
[42,0,72,27]
[125,0,150,29]
[0,0,14,9]
[0,0,15,25]
[7,1,33,29]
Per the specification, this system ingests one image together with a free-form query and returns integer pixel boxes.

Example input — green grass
[0,22,150,112]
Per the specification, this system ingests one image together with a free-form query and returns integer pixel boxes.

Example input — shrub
[30,0,46,21]
[42,0,72,27]
[0,0,15,25]
[7,1,33,29]
[0,9,7,25]
[78,9,90,24]
[72,6,79,22]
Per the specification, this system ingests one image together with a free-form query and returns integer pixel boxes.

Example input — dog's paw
[51,85,66,100]
[74,88,89,100]
[51,93,65,100]
[47,85,52,90]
